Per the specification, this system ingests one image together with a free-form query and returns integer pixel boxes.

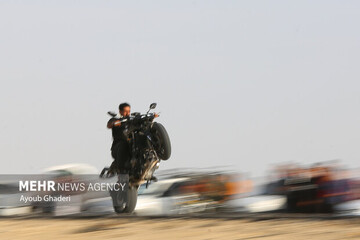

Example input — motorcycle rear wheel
[112,186,138,214]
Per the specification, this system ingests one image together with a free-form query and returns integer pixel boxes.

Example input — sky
[0,1,359,176]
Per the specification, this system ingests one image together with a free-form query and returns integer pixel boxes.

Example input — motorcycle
[100,103,171,213]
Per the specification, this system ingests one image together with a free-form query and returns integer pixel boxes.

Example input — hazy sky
[1,1,359,176]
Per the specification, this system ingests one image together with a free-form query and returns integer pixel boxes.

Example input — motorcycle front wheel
[151,122,171,160]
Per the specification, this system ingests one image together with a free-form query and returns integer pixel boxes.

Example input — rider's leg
[109,142,121,174]
[114,141,131,173]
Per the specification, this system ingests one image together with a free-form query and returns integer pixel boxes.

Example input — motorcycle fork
[130,132,137,168]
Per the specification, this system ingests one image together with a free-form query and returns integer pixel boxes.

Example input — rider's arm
[107,118,121,129]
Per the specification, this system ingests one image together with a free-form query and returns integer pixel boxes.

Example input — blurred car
[35,163,115,216]
[42,163,99,175]
[135,177,214,216]
[267,163,354,213]
[334,199,360,216]
[0,182,33,216]
[225,195,287,213]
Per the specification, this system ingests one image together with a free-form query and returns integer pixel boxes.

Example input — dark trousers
[110,140,131,172]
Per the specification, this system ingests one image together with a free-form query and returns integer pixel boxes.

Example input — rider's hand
[113,120,121,126]
[108,119,121,128]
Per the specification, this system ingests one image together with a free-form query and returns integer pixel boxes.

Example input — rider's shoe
[106,168,115,178]
[107,172,115,178]
[100,167,115,178]
[150,176,158,182]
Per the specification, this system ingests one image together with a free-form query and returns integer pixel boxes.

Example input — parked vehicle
[135,177,213,216]
[267,164,353,213]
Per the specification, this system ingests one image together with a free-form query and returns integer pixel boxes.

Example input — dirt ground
[1,217,360,240]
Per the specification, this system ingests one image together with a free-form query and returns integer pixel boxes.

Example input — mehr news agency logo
[18,180,126,203]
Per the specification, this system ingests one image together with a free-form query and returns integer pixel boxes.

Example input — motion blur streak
[1,161,360,216]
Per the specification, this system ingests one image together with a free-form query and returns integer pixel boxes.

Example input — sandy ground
[1,217,360,240]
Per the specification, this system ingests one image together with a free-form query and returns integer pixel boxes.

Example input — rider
[107,102,132,174]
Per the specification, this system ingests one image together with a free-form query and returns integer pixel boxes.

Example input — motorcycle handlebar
[119,113,156,123]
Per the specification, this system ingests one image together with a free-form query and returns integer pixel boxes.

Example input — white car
[0,182,33,216]
[135,177,211,216]
[334,199,360,216]
[225,195,287,213]
[39,163,114,216]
